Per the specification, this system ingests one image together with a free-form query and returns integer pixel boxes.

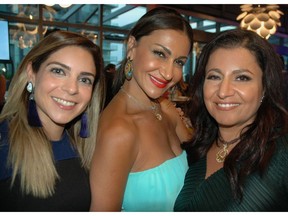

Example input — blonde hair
[0,31,105,198]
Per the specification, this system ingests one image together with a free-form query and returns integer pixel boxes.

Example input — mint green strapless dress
[122,151,188,212]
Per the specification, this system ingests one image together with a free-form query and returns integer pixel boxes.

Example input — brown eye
[153,50,165,58]
[236,75,251,81]
[175,59,185,67]
[51,67,65,75]
[79,77,93,85]
[206,74,220,80]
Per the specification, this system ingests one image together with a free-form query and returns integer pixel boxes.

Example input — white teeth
[52,97,75,106]
[218,103,239,108]
[151,76,164,85]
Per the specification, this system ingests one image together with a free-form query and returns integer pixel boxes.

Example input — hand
[176,107,192,129]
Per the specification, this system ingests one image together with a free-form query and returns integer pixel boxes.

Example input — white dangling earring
[26,81,42,127]
[26,82,33,93]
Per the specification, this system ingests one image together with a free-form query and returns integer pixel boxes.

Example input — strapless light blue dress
[122,151,188,212]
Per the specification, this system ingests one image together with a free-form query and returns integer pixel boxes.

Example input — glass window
[103,39,125,67]
[1,4,288,83]
[103,31,126,66]
[220,24,236,32]
[103,4,146,30]
[190,17,217,33]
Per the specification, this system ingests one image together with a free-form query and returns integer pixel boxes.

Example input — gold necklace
[120,87,162,121]
[216,134,240,163]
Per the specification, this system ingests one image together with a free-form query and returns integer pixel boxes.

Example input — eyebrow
[154,43,188,60]
[47,62,70,70]
[206,68,253,74]
[47,61,96,77]
[232,69,254,74]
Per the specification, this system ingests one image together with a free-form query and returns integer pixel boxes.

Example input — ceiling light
[236,4,283,39]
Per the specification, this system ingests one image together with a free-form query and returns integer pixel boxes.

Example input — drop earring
[124,58,133,80]
[260,95,265,103]
[79,112,89,138]
[26,82,33,93]
[27,82,42,127]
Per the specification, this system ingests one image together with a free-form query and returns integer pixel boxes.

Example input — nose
[217,78,235,99]
[159,61,174,81]
[61,79,79,95]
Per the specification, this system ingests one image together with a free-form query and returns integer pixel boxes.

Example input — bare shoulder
[96,103,139,156]
[100,116,135,141]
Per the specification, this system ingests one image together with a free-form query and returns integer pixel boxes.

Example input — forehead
[44,46,94,65]
[41,46,96,73]
[208,47,259,67]
[144,29,189,42]
[138,29,190,53]
[207,47,263,77]
[48,46,88,57]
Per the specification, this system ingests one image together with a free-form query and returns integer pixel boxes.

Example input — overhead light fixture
[59,4,72,8]
[45,4,72,8]
[236,4,283,39]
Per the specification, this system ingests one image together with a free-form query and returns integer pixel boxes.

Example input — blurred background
[0,4,287,100]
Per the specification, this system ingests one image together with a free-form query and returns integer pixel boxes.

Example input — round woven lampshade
[237,4,283,39]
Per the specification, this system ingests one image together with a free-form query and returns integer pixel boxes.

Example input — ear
[26,62,36,84]
[126,36,137,60]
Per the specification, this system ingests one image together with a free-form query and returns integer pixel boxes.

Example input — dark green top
[174,134,288,212]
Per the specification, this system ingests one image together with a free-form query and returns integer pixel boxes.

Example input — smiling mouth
[52,97,76,106]
[217,103,240,108]
[150,76,168,88]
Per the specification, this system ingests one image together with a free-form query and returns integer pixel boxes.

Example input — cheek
[81,88,93,104]
[171,70,183,83]
[133,53,156,73]
[203,82,213,99]
[238,85,262,103]
[34,76,56,95]
[203,83,215,109]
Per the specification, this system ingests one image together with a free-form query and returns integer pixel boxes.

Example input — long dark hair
[183,29,288,199]
[113,6,194,94]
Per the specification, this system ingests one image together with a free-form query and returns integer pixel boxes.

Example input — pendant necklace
[216,133,240,163]
[120,86,162,121]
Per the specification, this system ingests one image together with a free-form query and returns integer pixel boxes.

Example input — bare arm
[89,118,138,211]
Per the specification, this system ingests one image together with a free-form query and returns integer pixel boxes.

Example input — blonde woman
[0,31,105,211]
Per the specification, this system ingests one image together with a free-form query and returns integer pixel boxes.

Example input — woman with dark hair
[90,7,193,211]
[0,30,105,211]
[174,29,288,211]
